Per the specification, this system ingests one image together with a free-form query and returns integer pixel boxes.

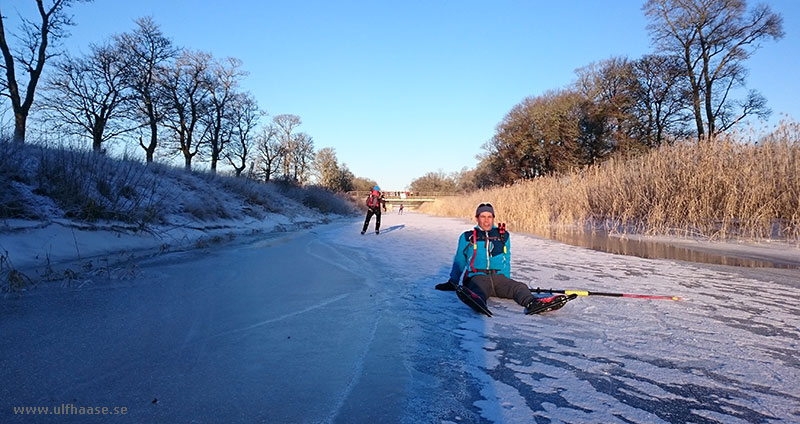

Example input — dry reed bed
[421,125,800,242]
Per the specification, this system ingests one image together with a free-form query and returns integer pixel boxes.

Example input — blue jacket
[449,225,511,283]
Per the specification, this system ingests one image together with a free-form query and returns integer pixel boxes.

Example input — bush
[279,183,355,215]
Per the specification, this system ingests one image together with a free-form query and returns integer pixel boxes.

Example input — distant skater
[362,186,386,234]
[398,204,404,215]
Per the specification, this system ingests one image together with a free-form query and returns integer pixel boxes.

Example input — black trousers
[465,273,534,307]
[362,207,381,232]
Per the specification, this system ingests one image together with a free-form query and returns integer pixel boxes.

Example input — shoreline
[420,211,800,269]
[611,233,800,267]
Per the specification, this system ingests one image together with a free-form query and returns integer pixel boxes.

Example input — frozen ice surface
[2,212,799,423]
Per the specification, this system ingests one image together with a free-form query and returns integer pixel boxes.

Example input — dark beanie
[475,204,495,217]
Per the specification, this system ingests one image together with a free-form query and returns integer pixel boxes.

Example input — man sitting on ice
[436,203,575,315]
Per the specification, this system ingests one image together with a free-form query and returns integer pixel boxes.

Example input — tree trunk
[701,46,716,140]
[704,80,715,138]
[145,120,157,163]
[263,162,272,182]
[13,111,26,143]
[656,124,664,148]
[92,119,105,152]
[684,52,705,140]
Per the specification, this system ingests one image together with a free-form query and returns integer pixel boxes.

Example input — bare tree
[454,166,479,193]
[272,114,302,179]
[255,124,282,182]
[575,57,641,160]
[485,88,584,182]
[335,165,355,193]
[314,146,353,191]
[633,54,690,147]
[351,176,378,192]
[644,0,783,139]
[115,16,176,162]
[40,41,135,151]
[409,171,458,192]
[0,0,85,143]
[205,56,245,174]
[161,49,212,170]
[290,132,314,183]
[314,147,338,187]
[226,91,261,177]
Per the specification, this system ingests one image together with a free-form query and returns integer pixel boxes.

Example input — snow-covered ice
[2,211,799,423]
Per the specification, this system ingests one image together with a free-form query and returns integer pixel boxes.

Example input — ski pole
[530,287,681,301]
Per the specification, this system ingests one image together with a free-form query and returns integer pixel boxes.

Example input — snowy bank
[0,141,357,292]
[0,213,317,273]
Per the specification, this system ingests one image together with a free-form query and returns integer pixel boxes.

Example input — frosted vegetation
[0,140,355,224]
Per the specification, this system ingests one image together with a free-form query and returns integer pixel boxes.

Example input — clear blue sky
[6,0,800,189]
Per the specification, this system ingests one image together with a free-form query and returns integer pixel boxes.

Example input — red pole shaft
[621,294,682,301]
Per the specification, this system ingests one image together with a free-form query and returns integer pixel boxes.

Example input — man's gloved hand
[435,281,457,291]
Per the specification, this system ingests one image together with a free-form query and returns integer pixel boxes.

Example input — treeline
[475,55,694,186]
[410,0,784,190]
[0,2,367,193]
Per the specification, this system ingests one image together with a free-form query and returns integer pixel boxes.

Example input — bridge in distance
[346,191,458,209]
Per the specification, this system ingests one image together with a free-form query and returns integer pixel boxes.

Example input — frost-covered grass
[273,181,358,215]
[0,139,356,225]
[0,139,357,295]
[0,250,35,295]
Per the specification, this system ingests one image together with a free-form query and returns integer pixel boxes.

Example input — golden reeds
[421,123,800,242]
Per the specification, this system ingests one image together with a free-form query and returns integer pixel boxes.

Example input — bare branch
[0,0,88,142]
[643,0,783,138]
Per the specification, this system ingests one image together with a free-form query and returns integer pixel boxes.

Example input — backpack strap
[469,229,477,273]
